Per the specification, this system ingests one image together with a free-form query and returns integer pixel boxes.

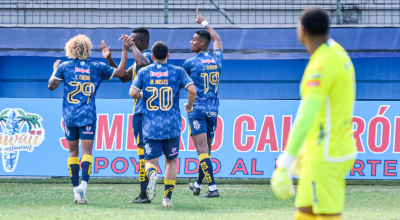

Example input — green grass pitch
[0,179,399,219]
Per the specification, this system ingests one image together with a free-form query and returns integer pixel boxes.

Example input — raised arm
[113,37,134,78]
[100,40,134,83]
[48,60,62,90]
[121,35,151,68]
[196,9,223,51]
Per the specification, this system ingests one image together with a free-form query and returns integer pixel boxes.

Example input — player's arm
[48,60,63,90]
[185,85,196,112]
[129,69,144,99]
[119,35,151,68]
[113,37,134,78]
[179,69,196,112]
[196,9,223,51]
[100,40,134,83]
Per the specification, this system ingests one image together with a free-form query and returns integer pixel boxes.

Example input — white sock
[194,181,202,189]
[81,181,88,189]
[209,184,217,191]
[73,186,78,194]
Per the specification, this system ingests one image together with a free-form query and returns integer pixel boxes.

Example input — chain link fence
[0,0,399,26]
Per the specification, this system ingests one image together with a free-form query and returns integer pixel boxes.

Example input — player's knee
[145,159,158,167]
[165,158,177,165]
[69,147,79,157]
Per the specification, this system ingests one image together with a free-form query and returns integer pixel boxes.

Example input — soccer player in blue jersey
[129,41,196,207]
[48,34,133,204]
[101,27,154,204]
[183,9,223,198]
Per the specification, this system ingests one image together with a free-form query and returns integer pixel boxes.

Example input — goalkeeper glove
[271,153,296,200]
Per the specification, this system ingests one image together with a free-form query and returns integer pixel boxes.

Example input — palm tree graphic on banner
[0,108,45,172]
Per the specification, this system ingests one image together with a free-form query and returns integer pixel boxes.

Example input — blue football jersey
[54,59,115,127]
[131,63,194,140]
[182,49,223,111]
[132,49,153,115]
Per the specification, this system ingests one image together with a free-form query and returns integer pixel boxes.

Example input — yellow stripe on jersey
[185,82,194,89]
[131,85,141,91]
[109,68,116,80]
[53,76,63,81]
[300,39,356,162]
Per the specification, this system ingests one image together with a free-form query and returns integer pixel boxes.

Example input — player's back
[183,50,223,111]
[301,39,356,162]
[56,59,115,127]
[136,63,192,140]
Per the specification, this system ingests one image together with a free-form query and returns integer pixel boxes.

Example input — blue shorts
[132,114,144,147]
[144,136,180,160]
[64,121,97,141]
[188,109,218,139]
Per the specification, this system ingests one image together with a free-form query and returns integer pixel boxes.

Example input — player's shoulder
[184,54,200,64]
[167,63,185,72]
[59,60,75,67]
[213,48,223,56]
[139,63,155,73]
[87,60,106,67]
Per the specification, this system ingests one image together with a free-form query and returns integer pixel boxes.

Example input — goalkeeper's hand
[271,153,296,200]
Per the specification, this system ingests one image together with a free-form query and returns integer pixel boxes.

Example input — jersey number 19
[201,72,219,94]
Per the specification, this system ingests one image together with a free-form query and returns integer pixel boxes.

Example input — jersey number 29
[67,81,95,104]
[146,86,173,111]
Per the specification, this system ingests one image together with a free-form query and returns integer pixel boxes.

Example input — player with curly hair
[48,34,133,204]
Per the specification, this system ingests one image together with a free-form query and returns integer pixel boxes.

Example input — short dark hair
[195,30,211,45]
[300,7,330,36]
[152,41,168,60]
[132,27,150,42]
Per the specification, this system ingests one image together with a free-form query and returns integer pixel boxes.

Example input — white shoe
[73,187,78,203]
[74,193,79,203]
[146,172,158,200]
[77,185,87,205]
[162,197,174,207]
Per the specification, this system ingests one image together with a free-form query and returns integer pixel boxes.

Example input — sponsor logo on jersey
[75,67,90,73]
[307,80,321,87]
[80,61,85,66]
[169,147,178,156]
[150,71,168,78]
[200,59,216,64]
[0,108,45,173]
[205,52,209,56]
[82,126,93,134]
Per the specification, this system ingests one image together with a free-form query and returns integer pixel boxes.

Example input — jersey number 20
[146,86,173,111]
[67,81,95,104]
[201,72,219,94]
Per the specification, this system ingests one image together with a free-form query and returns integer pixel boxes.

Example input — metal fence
[0,0,399,26]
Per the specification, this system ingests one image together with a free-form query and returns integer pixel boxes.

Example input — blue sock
[81,154,93,183]
[138,148,148,192]
[164,179,176,199]
[68,157,80,187]
[196,162,205,185]
[199,153,217,190]
[146,165,157,179]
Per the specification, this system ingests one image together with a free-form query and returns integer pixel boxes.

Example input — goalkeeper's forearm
[285,96,324,157]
